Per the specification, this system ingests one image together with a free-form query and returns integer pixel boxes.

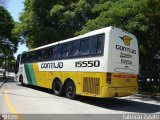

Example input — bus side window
[62,42,71,58]
[42,49,45,60]
[33,51,38,61]
[32,52,35,62]
[90,36,98,55]
[70,41,80,57]
[25,53,29,62]
[80,39,90,56]
[50,47,55,59]
[48,48,53,59]
[21,53,26,63]
[29,52,33,62]
[97,35,104,54]
[42,48,52,60]
[34,50,42,61]
[54,45,62,59]
[37,50,42,61]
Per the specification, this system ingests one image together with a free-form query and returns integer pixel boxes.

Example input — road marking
[3,89,18,114]
[3,89,24,120]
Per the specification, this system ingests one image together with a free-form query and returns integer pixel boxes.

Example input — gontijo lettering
[41,62,63,69]
[116,45,136,54]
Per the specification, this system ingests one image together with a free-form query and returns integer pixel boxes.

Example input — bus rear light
[107,73,112,84]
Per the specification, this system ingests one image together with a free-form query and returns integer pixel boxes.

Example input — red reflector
[114,75,136,78]
[114,75,121,78]
[131,76,136,78]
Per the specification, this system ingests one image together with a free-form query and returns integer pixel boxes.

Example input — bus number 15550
[75,60,100,67]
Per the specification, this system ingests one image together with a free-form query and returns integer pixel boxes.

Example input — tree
[80,0,160,92]
[80,0,160,70]
[18,0,99,48]
[0,5,18,63]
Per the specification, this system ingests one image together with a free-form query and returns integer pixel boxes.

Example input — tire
[19,76,25,86]
[52,80,63,96]
[65,81,76,99]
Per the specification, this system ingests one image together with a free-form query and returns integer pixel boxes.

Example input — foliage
[18,0,99,48]
[0,6,18,64]
[80,0,160,85]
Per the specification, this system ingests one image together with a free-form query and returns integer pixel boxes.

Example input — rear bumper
[101,86,138,97]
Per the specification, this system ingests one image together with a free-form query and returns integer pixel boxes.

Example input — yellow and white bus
[15,26,139,99]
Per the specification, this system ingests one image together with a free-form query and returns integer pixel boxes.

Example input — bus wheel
[20,76,25,86]
[65,81,76,99]
[52,80,63,96]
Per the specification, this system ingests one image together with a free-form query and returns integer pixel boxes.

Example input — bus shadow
[77,96,160,113]
[17,84,53,94]
[16,83,160,113]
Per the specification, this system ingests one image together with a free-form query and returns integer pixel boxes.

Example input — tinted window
[70,41,80,57]
[21,53,27,63]
[28,52,33,62]
[90,36,98,55]
[62,43,71,58]
[34,50,42,61]
[54,45,62,59]
[97,35,104,54]
[25,53,29,62]
[80,39,90,56]
[42,48,53,60]
[50,47,55,59]
[90,35,104,55]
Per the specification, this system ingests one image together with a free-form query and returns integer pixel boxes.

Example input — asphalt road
[0,78,159,120]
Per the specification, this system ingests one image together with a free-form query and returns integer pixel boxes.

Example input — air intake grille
[83,77,100,95]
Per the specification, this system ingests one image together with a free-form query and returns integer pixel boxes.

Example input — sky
[6,0,28,58]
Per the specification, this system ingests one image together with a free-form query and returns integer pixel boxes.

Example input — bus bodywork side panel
[32,62,61,89]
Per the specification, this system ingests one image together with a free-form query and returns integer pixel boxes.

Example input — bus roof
[31,26,113,51]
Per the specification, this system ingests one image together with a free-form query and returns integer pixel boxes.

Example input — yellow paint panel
[109,73,138,87]
[31,63,138,98]
[32,63,61,89]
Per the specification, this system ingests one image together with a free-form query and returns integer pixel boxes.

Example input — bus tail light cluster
[107,73,112,84]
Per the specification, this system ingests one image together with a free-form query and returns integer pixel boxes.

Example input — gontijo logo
[120,35,132,46]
